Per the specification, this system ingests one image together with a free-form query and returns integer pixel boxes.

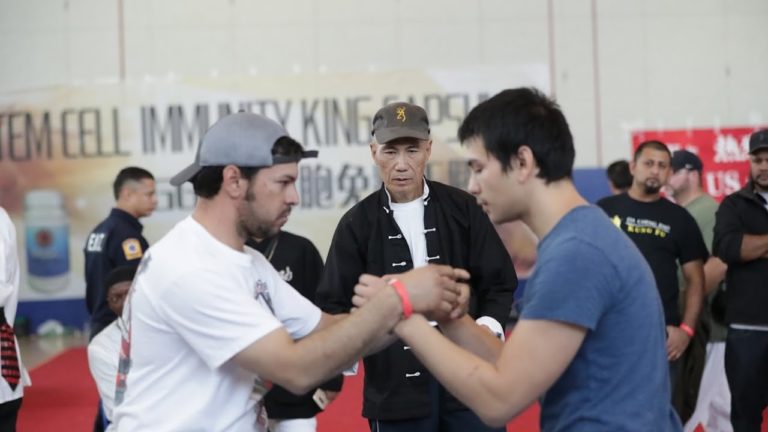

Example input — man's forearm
[703,257,727,296]
[741,234,768,262]
[271,288,404,394]
[311,288,403,376]
[361,332,399,356]
[299,261,466,386]
[395,316,586,427]
[679,260,704,329]
[439,315,504,363]
[323,311,400,356]
[682,279,703,329]
[395,315,529,427]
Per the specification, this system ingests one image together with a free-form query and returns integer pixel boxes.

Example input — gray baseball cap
[371,102,430,144]
[170,112,317,186]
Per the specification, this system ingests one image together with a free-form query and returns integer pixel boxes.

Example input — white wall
[1,0,767,166]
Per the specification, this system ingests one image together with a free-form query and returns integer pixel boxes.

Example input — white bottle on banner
[24,189,70,293]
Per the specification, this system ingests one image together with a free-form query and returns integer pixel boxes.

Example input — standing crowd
[0,88,765,432]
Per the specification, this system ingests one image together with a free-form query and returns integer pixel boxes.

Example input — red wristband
[388,278,413,319]
[679,323,694,338]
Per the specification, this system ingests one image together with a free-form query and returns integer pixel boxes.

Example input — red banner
[631,127,765,202]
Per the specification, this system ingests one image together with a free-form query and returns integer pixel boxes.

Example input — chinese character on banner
[337,164,369,206]
[631,127,766,202]
[299,164,334,209]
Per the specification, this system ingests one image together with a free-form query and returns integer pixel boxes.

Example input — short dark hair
[633,140,671,161]
[458,87,574,182]
[192,136,305,198]
[113,167,154,200]
[104,265,136,291]
[606,159,632,190]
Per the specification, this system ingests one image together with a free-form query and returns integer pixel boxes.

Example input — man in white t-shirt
[0,207,31,430]
[110,112,467,432]
[87,266,135,427]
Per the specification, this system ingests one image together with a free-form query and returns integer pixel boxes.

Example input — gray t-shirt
[521,205,681,432]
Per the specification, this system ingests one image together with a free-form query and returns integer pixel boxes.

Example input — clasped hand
[351,265,471,322]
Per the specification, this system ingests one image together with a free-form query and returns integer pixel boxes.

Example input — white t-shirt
[88,319,121,422]
[388,182,429,268]
[385,183,504,338]
[0,208,30,404]
[111,216,322,431]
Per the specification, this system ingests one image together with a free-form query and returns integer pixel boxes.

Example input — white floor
[18,333,88,370]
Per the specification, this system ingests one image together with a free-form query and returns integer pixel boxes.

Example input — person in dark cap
[110,112,468,431]
[317,102,517,432]
[87,266,136,429]
[597,141,708,416]
[670,149,703,174]
[666,150,730,427]
[713,129,768,431]
[352,88,681,431]
[606,159,632,195]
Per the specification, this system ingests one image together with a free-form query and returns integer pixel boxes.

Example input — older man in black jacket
[317,102,517,432]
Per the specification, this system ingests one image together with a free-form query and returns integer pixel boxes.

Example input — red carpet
[17,348,767,431]
[18,347,99,431]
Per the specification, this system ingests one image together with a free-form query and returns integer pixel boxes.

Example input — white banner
[0,65,548,302]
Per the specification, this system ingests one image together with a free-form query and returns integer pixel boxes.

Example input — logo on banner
[713,134,750,163]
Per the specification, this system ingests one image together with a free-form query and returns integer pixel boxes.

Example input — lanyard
[263,236,279,262]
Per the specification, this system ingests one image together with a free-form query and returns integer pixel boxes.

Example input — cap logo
[396,106,407,122]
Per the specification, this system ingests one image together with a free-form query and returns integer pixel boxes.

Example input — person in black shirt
[84,167,157,340]
[84,166,156,432]
[606,159,632,195]
[247,231,342,432]
[713,129,768,431]
[317,102,516,432]
[597,141,706,401]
